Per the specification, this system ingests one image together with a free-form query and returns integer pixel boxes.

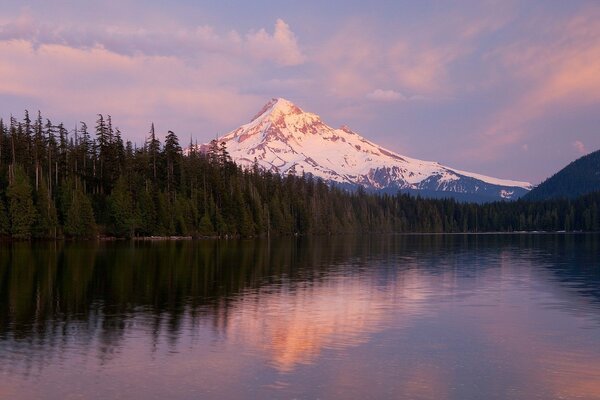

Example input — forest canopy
[0,111,598,239]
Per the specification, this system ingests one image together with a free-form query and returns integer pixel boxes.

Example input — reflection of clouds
[3,239,600,399]
[540,351,600,399]
[225,269,432,372]
[0,387,17,399]
[473,257,600,399]
[401,365,449,400]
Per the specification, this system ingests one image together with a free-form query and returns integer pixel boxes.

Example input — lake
[1,234,600,399]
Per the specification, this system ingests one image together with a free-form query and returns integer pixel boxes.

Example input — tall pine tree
[7,165,37,239]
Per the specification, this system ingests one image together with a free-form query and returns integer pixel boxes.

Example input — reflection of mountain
[1,234,599,371]
[226,271,430,372]
[2,235,600,399]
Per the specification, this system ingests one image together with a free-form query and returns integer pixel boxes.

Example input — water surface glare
[1,234,600,399]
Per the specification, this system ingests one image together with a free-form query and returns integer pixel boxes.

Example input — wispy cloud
[312,9,511,103]
[366,89,405,102]
[472,6,600,160]
[0,2,598,183]
[0,12,305,66]
[245,19,305,66]
[573,140,587,155]
[0,12,306,141]
[0,39,261,139]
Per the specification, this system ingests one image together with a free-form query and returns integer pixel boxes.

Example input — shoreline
[1,230,598,243]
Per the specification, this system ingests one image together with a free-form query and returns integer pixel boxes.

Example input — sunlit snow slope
[198,98,532,201]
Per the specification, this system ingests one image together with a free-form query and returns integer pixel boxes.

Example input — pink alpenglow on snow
[192,98,532,201]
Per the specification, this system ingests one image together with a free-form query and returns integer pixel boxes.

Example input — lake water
[1,234,600,400]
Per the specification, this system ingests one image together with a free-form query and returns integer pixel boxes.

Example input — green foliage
[34,177,58,238]
[108,176,137,237]
[136,184,157,236]
[7,166,37,239]
[198,212,214,236]
[0,110,599,240]
[65,187,96,238]
[0,194,9,236]
[526,149,600,200]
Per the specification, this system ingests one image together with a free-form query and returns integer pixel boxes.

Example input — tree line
[0,111,598,239]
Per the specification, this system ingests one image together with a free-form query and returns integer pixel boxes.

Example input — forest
[0,111,598,239]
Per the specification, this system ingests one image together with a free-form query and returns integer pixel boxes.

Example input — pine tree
[7,165,37,239]
[146,123,160,182]
[219,141,231,165]
[95,114,107,193]
[34,176,58,238]
[207,139,219,165]
[0,195,9,236]
[108,176,137,237]
[33,111,44,191]
[198,212,214,236]
[65,186,96,238]
[164,130,181,196]
[137,186,157,236]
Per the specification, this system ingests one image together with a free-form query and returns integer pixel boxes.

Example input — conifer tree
[164,130,181,196]
[95,114,107,193]
[146,123,160,181]
[134,182,155,236]
[64,185,96,238]
[33,111,44,190]
[7,165,37,239]
[0,195,9,236]
[207,139,219,165]
[198,212,214,236]
[108,176,137,237]
[34,176,58,238]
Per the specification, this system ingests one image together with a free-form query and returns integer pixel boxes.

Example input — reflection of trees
[0,234,599,363]
[0,238,367,344]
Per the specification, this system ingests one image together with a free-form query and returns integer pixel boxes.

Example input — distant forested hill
[525,149,600,201]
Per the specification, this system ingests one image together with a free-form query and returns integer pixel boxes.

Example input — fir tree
[146,123,160,181]
[164,130,181,196]
[0,195,9,236]
[136,184,157,236]
[7,165,37,239]
[108,176,137,237]
[198,212,214,236]
[34,176,58,238]
[64,186,96,238]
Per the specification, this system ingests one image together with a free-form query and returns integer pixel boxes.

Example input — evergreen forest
[525,149,600,201]
[0,111,598,239]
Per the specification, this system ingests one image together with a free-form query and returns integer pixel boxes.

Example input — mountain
[524,149,600,201]
[198,98,531,202]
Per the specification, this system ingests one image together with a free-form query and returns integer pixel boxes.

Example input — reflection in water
[226,269,431,372]
[0,234,600,399]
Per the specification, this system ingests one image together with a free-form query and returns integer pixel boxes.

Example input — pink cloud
[0,13,304,67]
[245,19,305,66]
[573,140,587,155]
[466,6,600,161]
[0,40,261,141]
[313,11,509,102]
[366,89,405,102]
[0,13,309,143]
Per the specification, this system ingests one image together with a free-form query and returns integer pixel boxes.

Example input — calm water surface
[1,234,600,399]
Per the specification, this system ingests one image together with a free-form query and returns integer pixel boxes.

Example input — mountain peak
[207,99,531,202]
[251,97,303,122]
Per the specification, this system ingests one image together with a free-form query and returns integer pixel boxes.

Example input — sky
[0,0,599,184]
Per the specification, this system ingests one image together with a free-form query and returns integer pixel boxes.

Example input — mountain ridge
[525,149,600,201]
[194,98,532,202]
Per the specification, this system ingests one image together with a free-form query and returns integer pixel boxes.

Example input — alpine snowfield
[195,98,532,202]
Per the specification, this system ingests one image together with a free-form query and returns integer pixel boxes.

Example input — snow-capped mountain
[199,98,532,202]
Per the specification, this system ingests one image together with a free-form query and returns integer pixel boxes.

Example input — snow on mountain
[196,98,532,201]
